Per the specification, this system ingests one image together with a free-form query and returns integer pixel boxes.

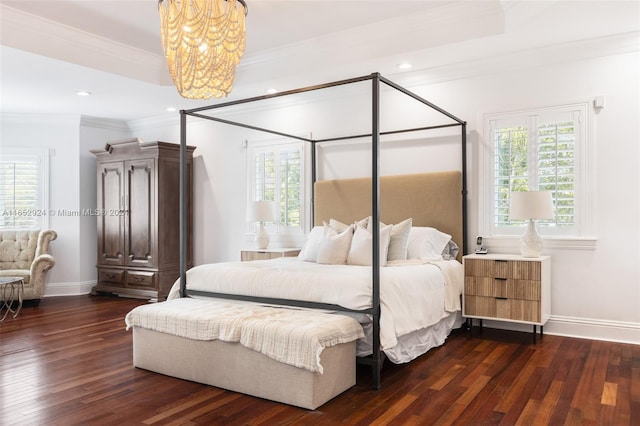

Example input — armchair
[0,230,57,304]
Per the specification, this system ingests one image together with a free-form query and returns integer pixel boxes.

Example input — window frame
[246,138,308,239]
[480,102,597,249]
[0,147,50,230]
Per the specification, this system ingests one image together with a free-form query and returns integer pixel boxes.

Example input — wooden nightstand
[240,248,301,261]
[463,254,551,340]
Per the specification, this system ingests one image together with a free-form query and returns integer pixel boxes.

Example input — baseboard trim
[44,280,95,297]
[475,315,640,345]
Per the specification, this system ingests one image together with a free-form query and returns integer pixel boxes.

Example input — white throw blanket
[125,298,364,373]
[166,257,463,351]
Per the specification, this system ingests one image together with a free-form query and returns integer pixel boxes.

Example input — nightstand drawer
[464,277,541,301]
[242,251,278,261]
[465,295,541,323]
[465,258,541,280]
[241,248,301,261]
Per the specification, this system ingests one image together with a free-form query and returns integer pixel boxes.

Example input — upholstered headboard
[314,171,463,258]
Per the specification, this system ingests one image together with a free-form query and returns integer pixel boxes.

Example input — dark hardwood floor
[1,295,638,425]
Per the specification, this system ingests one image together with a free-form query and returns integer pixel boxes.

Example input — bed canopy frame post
[311,140,317,225]
[180,110,188,298]
[371,73,383,389]
[461,123,468,253]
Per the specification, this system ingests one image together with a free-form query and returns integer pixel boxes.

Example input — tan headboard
[314,171,463,257]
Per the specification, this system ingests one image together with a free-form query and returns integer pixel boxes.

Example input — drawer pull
[494,277,507,281]
[495,297,508,300]
[495,260,508,263]
[105,274,116,280]
[133,276,145,282]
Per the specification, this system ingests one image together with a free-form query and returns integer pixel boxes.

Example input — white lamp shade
[246,201,276,222]
[509,191,554,221]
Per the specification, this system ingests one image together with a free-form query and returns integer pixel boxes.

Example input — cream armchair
[0,230,57,304]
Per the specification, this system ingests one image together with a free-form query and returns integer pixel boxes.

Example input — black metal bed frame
[177,72,467,389]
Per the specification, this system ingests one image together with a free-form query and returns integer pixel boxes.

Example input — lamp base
[255,222,270,249]
[520,219,543,258]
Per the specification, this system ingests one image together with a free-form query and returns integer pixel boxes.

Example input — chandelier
[158,0,248,99]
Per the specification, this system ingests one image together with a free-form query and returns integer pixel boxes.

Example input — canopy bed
[126,73,468,408]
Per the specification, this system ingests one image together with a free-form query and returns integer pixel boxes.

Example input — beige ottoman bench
[126,298,363,410]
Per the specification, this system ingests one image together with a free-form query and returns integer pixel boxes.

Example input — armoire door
[97,162,125,266]
[125,158,156,268]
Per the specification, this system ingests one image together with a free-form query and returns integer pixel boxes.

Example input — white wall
[130,43,639,344]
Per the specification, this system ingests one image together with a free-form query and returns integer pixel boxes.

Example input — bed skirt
[132,327,357,410]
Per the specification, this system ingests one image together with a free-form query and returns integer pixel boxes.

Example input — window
[483,103,594,242]
[248,140,305,234]
[0,148,49,230]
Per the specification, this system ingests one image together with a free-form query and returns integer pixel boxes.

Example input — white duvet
[167,257,463,351]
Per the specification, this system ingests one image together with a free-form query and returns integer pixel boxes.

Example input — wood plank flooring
[1,295,638,425]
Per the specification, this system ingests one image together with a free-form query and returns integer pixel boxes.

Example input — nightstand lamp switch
[247,200,276,249]
[509,191,554,257]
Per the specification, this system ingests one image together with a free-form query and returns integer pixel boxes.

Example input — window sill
[482,236,597,252]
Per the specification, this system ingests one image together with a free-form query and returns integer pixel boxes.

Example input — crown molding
[0,4,171,86]
[1,112,81,126]
[80,116,129,131]
[389,31,640,89]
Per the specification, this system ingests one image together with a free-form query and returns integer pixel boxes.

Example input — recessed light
[397,63,412,70]
[266,88,278,94]
[166,107,177,112]
[75,90,91,96]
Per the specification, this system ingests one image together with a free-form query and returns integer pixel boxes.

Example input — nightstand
[240,248,301,261]
[463,254,551,341]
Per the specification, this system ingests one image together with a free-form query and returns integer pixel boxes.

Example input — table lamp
[247,201,276,249]
[509,191,554,257]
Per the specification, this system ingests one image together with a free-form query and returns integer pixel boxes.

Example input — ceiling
[1,0,639,122]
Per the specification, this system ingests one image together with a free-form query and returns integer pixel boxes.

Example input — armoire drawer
[99,269,125,285]
[126,271,156,290]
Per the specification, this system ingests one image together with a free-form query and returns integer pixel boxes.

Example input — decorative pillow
[298,226,325,262]
[386,218,412,261]
[406,227,452,260]
[316,225,354,264]
[329,217,369,233]
[347,224,392,266]
[366,218,412,261]
[442,240,460,260]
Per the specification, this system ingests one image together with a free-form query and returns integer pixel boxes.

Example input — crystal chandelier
[158,0,248,99]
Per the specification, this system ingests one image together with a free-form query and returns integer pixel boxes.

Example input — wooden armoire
[90,138,195,301]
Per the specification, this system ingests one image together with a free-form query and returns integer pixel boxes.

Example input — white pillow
[406,227,452,260]
[298,226,325,262]
[347,224,392,266]
[328,218,350,233]
[386,218,412,261]
[329,217,369,233]
[367,218,412,261]
[316,225,354,265]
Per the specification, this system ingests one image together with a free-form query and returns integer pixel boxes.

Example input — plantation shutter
[491,108,581,233]
[0,153,43,229]
[250,141,304,231]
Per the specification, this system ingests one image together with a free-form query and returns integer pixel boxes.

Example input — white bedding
[167,257,463,355]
